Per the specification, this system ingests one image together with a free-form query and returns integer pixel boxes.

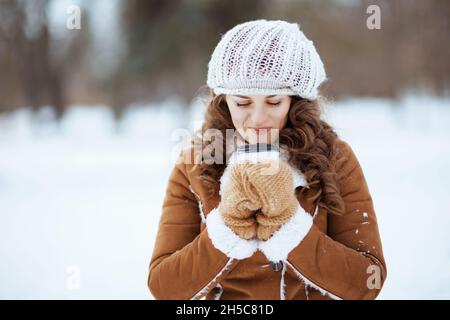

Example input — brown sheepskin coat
[147,139,387,300]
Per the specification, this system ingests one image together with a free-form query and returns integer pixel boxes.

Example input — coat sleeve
[147,149,256,300]
[258,140,387,300]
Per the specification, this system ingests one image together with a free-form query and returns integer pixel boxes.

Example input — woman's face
[225,94,292,144]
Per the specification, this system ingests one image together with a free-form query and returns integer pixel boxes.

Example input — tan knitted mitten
[218,161,262,240]
[219,159,299,241]
[245,159,299,241]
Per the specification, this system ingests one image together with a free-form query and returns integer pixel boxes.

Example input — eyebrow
[232,95,279,99]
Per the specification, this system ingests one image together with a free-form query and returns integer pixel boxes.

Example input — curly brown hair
[190,89,345,216]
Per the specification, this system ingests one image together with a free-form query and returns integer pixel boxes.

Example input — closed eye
[236,101,281,107]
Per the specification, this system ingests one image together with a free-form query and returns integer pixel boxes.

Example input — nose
[250,105,269,126]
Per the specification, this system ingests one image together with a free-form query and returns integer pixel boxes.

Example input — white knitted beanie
[207,19,326,100]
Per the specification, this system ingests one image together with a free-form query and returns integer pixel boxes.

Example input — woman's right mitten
[218,161,262,240]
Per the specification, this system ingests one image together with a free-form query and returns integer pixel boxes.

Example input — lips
[249,127,272,133]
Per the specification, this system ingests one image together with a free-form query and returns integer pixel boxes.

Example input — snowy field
[0,94,449,299]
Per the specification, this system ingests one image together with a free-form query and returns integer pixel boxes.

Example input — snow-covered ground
[0,94,449,299]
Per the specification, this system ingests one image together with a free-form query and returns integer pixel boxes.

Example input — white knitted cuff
[257,204,313,263]
[206,208,258,260]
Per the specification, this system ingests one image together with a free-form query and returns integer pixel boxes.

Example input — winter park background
[1,1,449,299]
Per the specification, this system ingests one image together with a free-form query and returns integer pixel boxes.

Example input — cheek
[229,107,247,128]
[272,105,290,128]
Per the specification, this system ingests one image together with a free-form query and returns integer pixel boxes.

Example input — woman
[147,19,387,300]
